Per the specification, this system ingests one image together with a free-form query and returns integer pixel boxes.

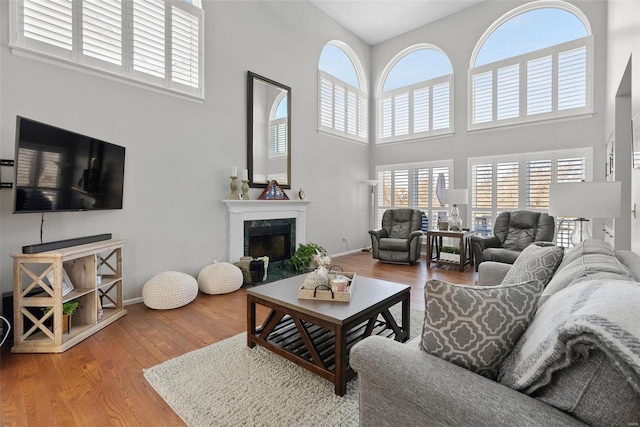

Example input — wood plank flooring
[0,251,477,426]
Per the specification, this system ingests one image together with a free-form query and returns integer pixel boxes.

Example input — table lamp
[443,189,468,231]
[549,182,621,245]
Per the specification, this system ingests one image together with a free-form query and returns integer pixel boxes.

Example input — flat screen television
[13,116,125,213]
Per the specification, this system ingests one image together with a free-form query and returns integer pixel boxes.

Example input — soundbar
[22,233,112,254]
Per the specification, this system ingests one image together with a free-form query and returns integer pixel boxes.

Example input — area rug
[143,307,424,427]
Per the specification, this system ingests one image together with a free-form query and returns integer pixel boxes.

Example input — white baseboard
[124,297,143,306]
[332,248,369,258]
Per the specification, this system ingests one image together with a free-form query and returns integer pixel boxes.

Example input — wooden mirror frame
[247,71,291,189]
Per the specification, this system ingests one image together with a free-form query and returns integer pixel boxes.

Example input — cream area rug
[143,307,423,427]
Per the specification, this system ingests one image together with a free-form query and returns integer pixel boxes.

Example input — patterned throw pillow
[421,279,544,379]
[501,243,564,288]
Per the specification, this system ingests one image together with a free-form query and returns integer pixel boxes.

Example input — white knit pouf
[197,262,243,295]
[142,271,198,310]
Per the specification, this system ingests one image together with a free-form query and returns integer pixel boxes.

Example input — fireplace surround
[223,200,312,265]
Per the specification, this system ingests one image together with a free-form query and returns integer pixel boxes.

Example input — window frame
[374,160,454,232]
[376,44,454,144]
[467,148,593,246]
[317,41,368,144]
[9,0,204,99]
[468,1,593,131]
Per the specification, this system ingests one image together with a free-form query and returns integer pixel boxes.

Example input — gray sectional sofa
[351,240,640,426]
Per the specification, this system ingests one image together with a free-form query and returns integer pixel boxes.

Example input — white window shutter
[357,94,368,139]
[132,0,165,79]
[472,71,493,124]
[432,82,450,130]
[171,4,200,88]
[525,159,552,209]
[83,0,122,66]
[413,87,430,133]
[318,71,367,142]
[496,162,519,209]
[394,170,409,206]
[496,65,519,120]
[557,157,585,182]
[526,55,552,116]
[472,163,493,209]
[24,0,73,51]
[394,92,409,136]
[320,75,334,128]
[558,47,587,111]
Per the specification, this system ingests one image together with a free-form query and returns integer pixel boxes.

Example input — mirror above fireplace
[247,71,291,189]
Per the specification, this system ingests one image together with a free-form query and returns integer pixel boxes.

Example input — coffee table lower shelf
[247,296,408,395]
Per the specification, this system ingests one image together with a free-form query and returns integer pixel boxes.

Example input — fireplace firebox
[244,218,296,262]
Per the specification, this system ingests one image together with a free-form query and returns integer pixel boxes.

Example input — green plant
[42,299,79,316]
[289,243,325,272]
[441,246,460,254]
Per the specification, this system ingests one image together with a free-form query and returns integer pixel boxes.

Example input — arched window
[318,41,368,143]
[469,1,592,130]
[377,45,453,144]
[269,93,288,158]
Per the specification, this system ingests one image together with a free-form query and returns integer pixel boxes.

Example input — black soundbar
[22,233,112,254]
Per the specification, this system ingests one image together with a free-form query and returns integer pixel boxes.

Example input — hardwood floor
[0,251,477,426]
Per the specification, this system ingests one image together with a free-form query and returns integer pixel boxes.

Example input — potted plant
[42,299,79,334]
[440,246,461,263]
[289,243,326,272]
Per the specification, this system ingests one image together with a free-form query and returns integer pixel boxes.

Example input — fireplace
[244,219,296,262]
[223,200,312,268]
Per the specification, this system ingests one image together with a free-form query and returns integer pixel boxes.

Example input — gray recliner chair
[369,209,423,265]
[470,210,555,271]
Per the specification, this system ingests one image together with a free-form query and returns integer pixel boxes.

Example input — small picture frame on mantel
[258,180,289,200]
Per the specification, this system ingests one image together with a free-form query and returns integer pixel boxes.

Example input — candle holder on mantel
[241,180,249,200]
[229,176,239,200]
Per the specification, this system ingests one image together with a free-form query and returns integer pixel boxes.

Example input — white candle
[232,166,237,177]
[242,169,248,180]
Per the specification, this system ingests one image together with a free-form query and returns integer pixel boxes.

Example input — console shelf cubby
[11,239,126,353]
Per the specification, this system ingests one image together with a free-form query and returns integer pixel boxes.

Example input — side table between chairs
[426,230,474,272]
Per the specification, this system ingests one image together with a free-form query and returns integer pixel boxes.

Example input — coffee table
[247,274,410,396]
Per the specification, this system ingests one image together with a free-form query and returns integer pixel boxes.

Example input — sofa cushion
[501,243,564,288]
[482,248,521,265]
[532,350,640,426]
[421,279,543,379]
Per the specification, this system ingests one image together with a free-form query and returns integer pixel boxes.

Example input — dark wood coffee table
[247,274,410,396]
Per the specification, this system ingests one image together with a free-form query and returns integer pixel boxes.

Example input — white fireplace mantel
[223,200,312,262]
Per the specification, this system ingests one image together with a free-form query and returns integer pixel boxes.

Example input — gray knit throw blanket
[498,279,640,395]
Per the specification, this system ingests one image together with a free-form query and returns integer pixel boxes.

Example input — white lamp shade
[549,182,622,218]
[443,189,468,205]
[365,179,378,187]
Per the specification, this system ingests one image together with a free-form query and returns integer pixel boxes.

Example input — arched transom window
[377,45,454,144]
[318,41,368,143]
[469,1,592,130]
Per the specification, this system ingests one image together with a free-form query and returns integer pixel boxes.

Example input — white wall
[370,0,608,228]
[0,1,372,303]
[606,0,640,252]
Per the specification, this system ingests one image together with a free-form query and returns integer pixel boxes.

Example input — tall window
[469,2,592,130]
[375,161,453,231]
[469,148,592,247]
[377,45,453,144]
[10,0,204,97]
[318,41,368,143]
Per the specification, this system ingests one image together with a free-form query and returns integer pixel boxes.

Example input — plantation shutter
[496,162,519,209]
[171,4,200,88]
[432,82,450,130]
[378,96,393,139]
[24,0,73,51]
[414,168,430,208]
[394,170,409,207]
[558,47,587,111]
[496,65,519,120]
[557,157,586,182]
[413,88,430,133]
[472,71,493,124]
[318,71,367,142]
[472,163,493,209]
[132,0,165,79]
[82,0,122,66]
[320,75,334,128]
[269,119,287,156]
[526,56,553,116]
[525,159,552,209]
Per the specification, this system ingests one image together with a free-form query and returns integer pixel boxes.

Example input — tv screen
[14,116,125,213]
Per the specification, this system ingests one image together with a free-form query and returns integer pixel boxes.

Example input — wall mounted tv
[13,116,125,213]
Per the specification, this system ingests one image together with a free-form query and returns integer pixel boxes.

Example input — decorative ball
[142,271,198,310]
[197,262,243,295]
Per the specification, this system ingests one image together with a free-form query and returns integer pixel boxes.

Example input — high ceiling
[309,0,485,45]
